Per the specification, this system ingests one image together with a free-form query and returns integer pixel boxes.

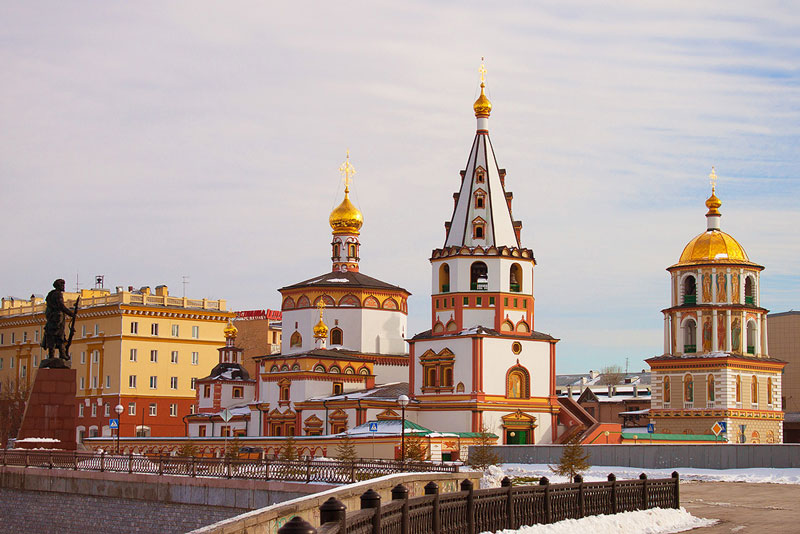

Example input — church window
[282,297,296,310]
[683,374,693,402]
[451,298,455,306]
[232,386,244,399]
[332,382,343,395]
[489,297,495,306]
[506,365,530,399]
[707,374,715,402]
[445,320,458,332]
[514,298,518,307]
[510,264,522,293]
[475,167,485,183]
[515,320,530,333]
[314,364,326,373]
[279,380,290,401]
[338,294,360,306]
[297,295,311,308]
[735,375,742,403]
[292,363,301,371]
[332,242,340,259]
[358,366,369,375]
[751,376,758,405]
[439,263,450,293]
[476,297,482,306]
[476,196,484,208]
[344,366,355,375]
[203,385,211,398]
[456,382,465,393]
[663,376,671,403]
[329,365,341,374]
[290,331,302,348]
[433,321,445,334]
[420,348,455,391]
[426,367,437,387]
[463,296,469,306]
[270,364,279,372]
[511,341,522,355]
[746,320,756,354]
[683,319,697,353]
[443,366,453,387]
[363,296,380,308]
[683,276,697,305]
[501,320,514,332]
[504,297,508,306]
[382,298,399,310]
[281,364,289,371]
[744,276,755,305]
[348,243,357,258]
[470,261,488,290]
[330,328,343,345]
[436,300,440,309]
[767,377,773,405]
[473,221,485,239]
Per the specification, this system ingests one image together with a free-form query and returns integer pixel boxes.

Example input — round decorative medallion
[511,341,522,355]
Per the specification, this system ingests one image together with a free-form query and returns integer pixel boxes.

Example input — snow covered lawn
[482,507,716,534]
[480,464,800,487]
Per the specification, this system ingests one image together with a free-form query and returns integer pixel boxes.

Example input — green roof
[622,432,724,442]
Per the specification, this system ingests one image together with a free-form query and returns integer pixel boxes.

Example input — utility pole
[182,276,190,298]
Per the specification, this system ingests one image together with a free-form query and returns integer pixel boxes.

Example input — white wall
[481,337,551,397]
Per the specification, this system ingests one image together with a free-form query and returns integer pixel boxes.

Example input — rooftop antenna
[625,357,629,374]
[75,272,80,292]
[95,275,104,289]
[182,276,190,298]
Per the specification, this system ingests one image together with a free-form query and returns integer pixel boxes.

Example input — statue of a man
[42,278,76,360]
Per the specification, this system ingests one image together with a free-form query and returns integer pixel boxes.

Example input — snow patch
[325,278,350,283]
[482,507,716,534]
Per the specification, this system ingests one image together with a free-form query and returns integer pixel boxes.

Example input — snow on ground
[482,507,716,534]
[479,464,800,488]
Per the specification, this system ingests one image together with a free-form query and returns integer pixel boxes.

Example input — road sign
[369,422,379,432]
[712,421,727,436]
[646,423,655,434]
[221,408,233,422]
[109,419,119,430]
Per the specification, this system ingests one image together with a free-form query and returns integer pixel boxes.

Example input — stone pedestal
[17,367,77,450]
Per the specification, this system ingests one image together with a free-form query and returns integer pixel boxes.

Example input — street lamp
[115,404,124,454]
[397,394,409,462]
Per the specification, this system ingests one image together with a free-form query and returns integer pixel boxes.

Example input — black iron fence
[281,473,680,534]
[0,449,456,484]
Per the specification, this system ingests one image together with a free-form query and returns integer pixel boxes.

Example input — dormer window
[472,217,486,240]
[474,189,486,209]
[475,167,486,184]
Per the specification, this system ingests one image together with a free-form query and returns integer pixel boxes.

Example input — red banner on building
[235,309,282,321]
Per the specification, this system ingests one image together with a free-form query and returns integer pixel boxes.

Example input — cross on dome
[709,166,717,193]
[339,149,356,193]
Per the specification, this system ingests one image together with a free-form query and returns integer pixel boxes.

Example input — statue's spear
[64,297,80,360]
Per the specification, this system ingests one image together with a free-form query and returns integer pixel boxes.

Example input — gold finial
[709,166,717,194]
[473,58,492,118]
[313,299,329,339]
[223,319,238,339]
[339,149,356,194]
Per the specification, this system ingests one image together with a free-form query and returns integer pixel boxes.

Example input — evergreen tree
[224,436,241,460]
[467,425,500,470]
[550,433,591,479]
[177,441,198,458]
[280,434,298,461]
[335,433,358,461]
[403,432,427,461]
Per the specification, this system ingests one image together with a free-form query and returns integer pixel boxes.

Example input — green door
[506,430,527,444]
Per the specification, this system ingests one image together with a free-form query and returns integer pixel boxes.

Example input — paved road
[681,481,800,533]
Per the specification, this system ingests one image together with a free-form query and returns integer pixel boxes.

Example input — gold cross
[317,299,326,319]
[479,57,487,83]
[709,166,717,193]
[339,150,356,193]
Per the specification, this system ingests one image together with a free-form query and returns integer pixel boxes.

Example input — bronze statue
[41,279,78,365]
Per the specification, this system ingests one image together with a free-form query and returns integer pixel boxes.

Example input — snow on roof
[324,278,349,283]
[619,408,650,415]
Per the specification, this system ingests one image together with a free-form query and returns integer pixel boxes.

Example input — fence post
[608,473,617,514]
[501,476,515,529]
[100,451,105,472]
[128,453,133,474]
[350,460,356,483]
[320,496,347,532]
[48,451,53,470]
[191,456,196,477]
[574,474,584,518]
[461,479,475,534]
[25,451,29,468]
[540,477,552,524]
[265,458,271,480]
[158,455,163,476]
[425,481,440,534]
[277,516,316,534]
[392,484,409,534]
[639,473,648,510]
[73,451,78,470]
[360,489,381,534]
[672,471,680,509]
[306,456,312,483]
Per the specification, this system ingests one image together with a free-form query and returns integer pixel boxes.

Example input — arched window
[500,320,514,332]
[344,366,355,375]
[297,295,311,308]
[329,365,341,374]
[751,376,758,404]
[515,320,530,333]
[683,276,697,304]
[427,367,437,387]
[281,364,290,371]
[282,297,296,310]
[439,263,450,293]
[471,261,488,290]
[767,377,773,405]
[707,374,715,402]
[358,366,369,375]
[474,190,486,209]
[744,276,755,305]
[506,366,530,399]
[382,298,399,310]
[746,320,757,354]
[270,364,280,372]
[314,364,326,373]
[291,363,301,371]
[363,296,380,308]
[472,218,486,240]
[433,321,445,334]
[751,431,760,443]
[330,328,343,346]
[736,375,742,403]
[443,367,453,387]
[475,167,485,183]
[290,331,302,348]
[663,376,671,403]
[683,319,697,353]
[456,382,465,393]
[332,242,341,259]
[445,320,458,332]
[338,294,360,307]
[510,263,522,293]
[348,243,357,258]
[684,374,693,402]
[313,295,335,307]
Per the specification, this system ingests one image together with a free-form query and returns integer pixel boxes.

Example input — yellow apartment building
[0,284,233,441]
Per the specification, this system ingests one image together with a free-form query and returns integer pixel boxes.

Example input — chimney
[155,285,168,297]
[633,385,639,398]
[567,385,572,397]
[607,385,613,398]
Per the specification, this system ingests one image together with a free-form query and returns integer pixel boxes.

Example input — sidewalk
[681,481,800,532]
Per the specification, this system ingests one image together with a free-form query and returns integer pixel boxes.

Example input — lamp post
[115,404,124,454]
[397,394,409,462]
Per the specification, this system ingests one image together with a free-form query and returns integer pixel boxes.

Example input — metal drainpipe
[323,400,329,435]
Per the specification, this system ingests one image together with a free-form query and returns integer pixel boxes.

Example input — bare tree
[597,365,625,386]
[0,377,30,447]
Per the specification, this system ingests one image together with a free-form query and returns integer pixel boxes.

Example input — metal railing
[0,450,456,484]
[283,473,680,534]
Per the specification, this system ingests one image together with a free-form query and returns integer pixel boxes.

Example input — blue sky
[1,2,798,373]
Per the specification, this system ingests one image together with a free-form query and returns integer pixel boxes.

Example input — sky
[1,2,798,374]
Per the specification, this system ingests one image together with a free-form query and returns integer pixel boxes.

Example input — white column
[739,269,745,303]
[762,315,769,355]
[676,312,683,355]
[725,310,732,352]
[755,272,760,307]
[726,269,732,304]
[664,315,670,354]
[698,269,704,302]
[755,314,762,356]
[712,309,718,352]
[711,268,717,303]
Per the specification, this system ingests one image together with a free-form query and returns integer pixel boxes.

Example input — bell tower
[329,151,363,273]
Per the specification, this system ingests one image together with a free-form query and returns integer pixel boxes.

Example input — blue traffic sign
[109,419,119,429]
[369,422,378,432]
[646,423,655,434]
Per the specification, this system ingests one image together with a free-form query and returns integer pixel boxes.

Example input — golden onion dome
[705,192,722,215]
[223,320,238,339]
[313,317,328,339]
[473,82,492,117]
[677,230,749,265]
[329,190,363,235]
